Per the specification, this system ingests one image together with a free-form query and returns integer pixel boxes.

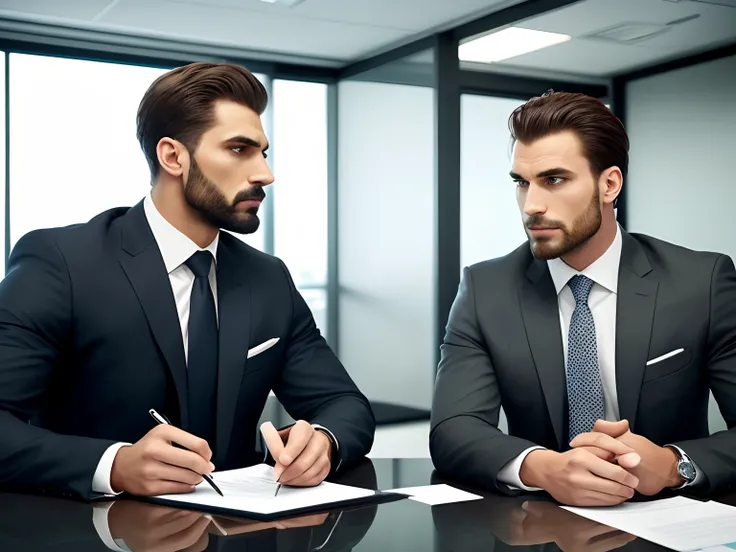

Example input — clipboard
[140,488,407,521]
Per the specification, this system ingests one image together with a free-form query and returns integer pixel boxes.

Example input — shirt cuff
[667,444,705,488]
[92,443,131,496]
[497,446,546,491]
[311,424,342,472]
[92,502,131,552]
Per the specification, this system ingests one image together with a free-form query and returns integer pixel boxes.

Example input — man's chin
[529,239,564,260]
[221,215,260,235]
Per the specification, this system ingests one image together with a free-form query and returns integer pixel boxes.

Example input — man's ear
[156,138,190,178]
[601,166,623,207]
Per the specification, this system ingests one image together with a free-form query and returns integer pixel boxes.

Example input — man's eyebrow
[225,135,269,152]
[509,168,575,180]
[535,167,574,178]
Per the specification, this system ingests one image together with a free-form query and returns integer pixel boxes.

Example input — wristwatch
[667,446,696,488]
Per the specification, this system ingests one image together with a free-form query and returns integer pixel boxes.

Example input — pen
[148,409,224,497]
[274,482,281,497]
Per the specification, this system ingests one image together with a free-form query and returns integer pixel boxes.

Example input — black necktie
[185,251,218,448]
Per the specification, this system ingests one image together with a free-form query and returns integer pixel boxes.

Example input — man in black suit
[430,91,736,506]
[0,62,374,500]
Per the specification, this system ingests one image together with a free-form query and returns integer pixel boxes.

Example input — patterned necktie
[185,251,218,447]
[566,274,604,441]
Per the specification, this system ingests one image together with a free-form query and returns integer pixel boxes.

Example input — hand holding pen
[109,409,221,497]
[260,420,334,496]
[149,409,223,496]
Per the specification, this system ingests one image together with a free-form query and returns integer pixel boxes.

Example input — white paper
[386,484,482,506]
[153,464,376,515]
[562,496,736,552]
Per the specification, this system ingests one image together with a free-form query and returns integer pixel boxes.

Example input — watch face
[678,461,696,482]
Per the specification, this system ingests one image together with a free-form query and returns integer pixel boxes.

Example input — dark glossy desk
[1,458,734,552]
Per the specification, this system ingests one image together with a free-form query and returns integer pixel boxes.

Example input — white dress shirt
[497,225,700,490]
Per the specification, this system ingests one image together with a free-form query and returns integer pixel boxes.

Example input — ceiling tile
[167,0,524,31]
[497,38,678,76]
[100,0,413,60]
[489,0,736,76]
[0,0,112,20]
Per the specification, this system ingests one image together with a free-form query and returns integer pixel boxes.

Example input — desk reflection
[432,486,666,552]
[0,459,379,552]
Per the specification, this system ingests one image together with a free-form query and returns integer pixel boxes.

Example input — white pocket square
[646,348,684,366]
[247,338,280,359]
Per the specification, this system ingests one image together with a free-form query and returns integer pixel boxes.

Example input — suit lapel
[117,201,190,428]
[214,237,252,461]
[519,258,567,449]
[615,232,658,431]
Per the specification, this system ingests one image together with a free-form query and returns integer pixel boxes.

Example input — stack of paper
[562,496,736,551]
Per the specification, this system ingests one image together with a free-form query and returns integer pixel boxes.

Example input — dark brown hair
[508,91,629,180]
[136,62,268,179]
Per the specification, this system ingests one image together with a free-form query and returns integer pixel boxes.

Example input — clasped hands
[520,419,685,507]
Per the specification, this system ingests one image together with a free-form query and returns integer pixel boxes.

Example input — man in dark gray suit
[430,91,736,506]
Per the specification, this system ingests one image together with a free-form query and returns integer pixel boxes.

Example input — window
[0,53,5,275]
[8,54,266,253]
[272,79,329,336]
[460,94,527,269]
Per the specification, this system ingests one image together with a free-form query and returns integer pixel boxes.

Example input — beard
[183,158,264,235]
[525,187,602,260]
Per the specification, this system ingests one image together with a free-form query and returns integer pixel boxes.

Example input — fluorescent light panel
[459,27,571,63]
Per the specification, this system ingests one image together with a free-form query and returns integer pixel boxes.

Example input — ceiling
[0,0,732,77]
[0,0,526,66]
[482,0,736,76]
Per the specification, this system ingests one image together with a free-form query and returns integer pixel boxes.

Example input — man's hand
[110,425,215,496]
[506,500,636,552]
[572,420,684,496]
[107,501,211,552]
[569,420,641,468]
[520,446,640,506]
[261,420,332,487]
[209,512,329,535]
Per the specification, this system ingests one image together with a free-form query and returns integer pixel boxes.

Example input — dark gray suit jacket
[430,231,736,495]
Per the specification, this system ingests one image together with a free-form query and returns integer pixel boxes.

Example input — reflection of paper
[562,497,736,552]
[386,484,482,506]
[154,464,376,515]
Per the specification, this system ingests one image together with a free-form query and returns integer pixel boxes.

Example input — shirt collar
[143,192,219,274]
[547,224,622,295]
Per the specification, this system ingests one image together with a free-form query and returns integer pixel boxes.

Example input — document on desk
[385,484,482,506]
[147,464,382,520]
[562,496,736,551]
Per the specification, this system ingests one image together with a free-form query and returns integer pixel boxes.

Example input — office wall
[625,54,736,433]
[337,80,434,410]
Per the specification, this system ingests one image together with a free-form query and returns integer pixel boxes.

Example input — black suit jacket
[430,231,736,495]
[0,201,374,499]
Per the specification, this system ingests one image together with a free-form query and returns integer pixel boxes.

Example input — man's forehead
[512,132,583,174]
[210,100,265,137]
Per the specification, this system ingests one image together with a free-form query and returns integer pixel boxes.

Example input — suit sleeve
[673,254,736,494]
[271,259,375,472]
[0,231,117,499]
[430,266,540,494]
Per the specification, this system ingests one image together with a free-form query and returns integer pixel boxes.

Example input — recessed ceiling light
[459,27,571,63]
[259,0,307,6]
